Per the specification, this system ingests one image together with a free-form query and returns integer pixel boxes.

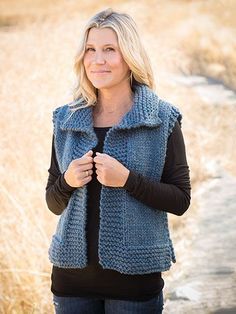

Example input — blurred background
[0,0,236,313]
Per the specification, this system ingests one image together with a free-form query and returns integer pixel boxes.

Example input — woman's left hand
[93,152,130,187]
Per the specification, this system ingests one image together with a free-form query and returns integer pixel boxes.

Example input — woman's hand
[64,150,94,188]
[93,152,130,187]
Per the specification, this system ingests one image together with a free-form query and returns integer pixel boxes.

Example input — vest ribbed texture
[48,83,182,274]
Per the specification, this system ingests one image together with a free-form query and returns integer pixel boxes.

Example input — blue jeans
[52,290,164,313]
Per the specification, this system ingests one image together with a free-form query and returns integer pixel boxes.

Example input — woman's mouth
[91,71,111,74]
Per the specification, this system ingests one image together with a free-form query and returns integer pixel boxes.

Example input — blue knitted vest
[48,83,182,274]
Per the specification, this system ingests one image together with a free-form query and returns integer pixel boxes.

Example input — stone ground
[164,171,236,314]
[162,76,236,314]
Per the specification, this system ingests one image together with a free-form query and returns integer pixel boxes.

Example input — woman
[46,8,191,314]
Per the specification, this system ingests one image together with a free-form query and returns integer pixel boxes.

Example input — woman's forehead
[86,27,118,44]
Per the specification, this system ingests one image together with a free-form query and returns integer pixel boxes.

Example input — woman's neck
[95,85,134,116]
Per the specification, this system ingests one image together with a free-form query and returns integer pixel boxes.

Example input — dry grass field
[0,0,235,312]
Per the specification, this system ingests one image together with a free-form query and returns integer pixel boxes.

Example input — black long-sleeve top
[45,120,191,301]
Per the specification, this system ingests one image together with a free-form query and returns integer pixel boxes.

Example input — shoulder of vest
[159,99,182,135]
[52,104,70,124]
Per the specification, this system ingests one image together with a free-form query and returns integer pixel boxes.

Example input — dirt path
[163,75,236,313]
[163,171,236,313]
[171,74,236,106]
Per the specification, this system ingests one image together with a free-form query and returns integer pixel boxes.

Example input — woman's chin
[91,81,114,90]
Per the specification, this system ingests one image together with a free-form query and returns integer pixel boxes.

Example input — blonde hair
[69,8,155,111]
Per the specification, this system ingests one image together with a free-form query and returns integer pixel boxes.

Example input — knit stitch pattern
[48,83,182,274]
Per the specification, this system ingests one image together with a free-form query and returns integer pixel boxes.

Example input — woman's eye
[85,47,114,52]
[86,48,94,52]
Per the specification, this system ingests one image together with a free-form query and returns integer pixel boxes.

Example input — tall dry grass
[0,0,235,312]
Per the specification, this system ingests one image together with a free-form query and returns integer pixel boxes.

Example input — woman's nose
[92,52,105,64]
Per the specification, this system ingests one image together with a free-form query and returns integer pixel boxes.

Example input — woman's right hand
[64,150,94,188]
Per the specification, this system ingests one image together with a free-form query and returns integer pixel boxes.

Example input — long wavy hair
[69,8,155,112]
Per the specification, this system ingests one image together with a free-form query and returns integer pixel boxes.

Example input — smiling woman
[45,7,191,314]
[70,8,154,110]
[83,27,130,93]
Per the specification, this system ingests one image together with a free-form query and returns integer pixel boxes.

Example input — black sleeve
[45,136,77,215]
[123,120,191,216]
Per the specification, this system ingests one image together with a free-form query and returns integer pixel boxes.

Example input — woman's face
[83,27,130,90]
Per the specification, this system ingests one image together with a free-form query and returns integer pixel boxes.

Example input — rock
[169,283,201,302]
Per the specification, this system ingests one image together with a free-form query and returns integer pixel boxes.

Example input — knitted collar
[60,83,162,132]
